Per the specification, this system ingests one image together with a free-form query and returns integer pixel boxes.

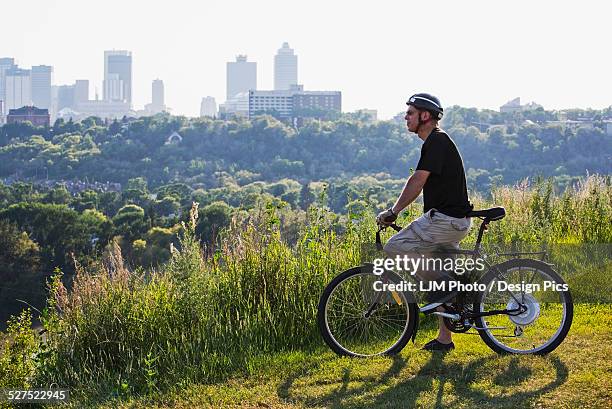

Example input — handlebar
[375,223,402,251]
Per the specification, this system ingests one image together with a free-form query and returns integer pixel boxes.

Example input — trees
[196,201,232,242]
[43,186,71,205]
[113,204,149,242]
[0,220,40,282]
[0,106,609,215]
[0,203,92,269]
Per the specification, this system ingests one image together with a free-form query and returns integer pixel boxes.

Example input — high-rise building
[274,42,297,91]
[226,55,256,101]
[143,79,165,115]
[0,58,17,109]
[200,96,217,117]
[152,79,164,112]
[56,85,75,111]
[5,68,31,110]
[74,80,89,104]
[31,65,53,109]
[103,50,132,105]
[105,73,123,101]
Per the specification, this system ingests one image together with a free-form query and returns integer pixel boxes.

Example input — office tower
[103,50,132,104]
[105,73,123,101]
[144,79,165,114]
[274,42,297,90]
[200,96,217,117]
[56,85,75,111]
[31,65,53,109]
[74,80,89,104]
[226,55,256,101]
[5,68,31,110]
[0,58,17,107]
[152,79,164,112]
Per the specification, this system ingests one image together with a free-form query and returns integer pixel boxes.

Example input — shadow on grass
[278,353,568,408]
[277,353,406,408]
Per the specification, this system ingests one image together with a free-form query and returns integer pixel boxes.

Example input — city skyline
[2,0,611,119]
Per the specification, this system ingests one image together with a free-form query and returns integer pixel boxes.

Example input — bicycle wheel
[475,258,573,355]
[317,266,417,357]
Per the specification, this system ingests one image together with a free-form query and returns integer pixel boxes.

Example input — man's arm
[391,170,430,214]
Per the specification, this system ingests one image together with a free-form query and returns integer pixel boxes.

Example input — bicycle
[317,207,573,356]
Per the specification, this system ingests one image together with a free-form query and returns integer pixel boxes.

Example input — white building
[31,65,53,110]
[500,97,543,113]
[165,131,183,145]
[104,73,124,102]
[5,68,31,110]
[219,92,249,117]
[73,100,133,120]
[151,79,164,112]
[500,97,521,113]
[226,55,256,101]
[249,85,341,119]
[143,79,166,115]
[200,96,217,117]
[0,58,17,108]
[249,89,295,118]
[274,42,297,90]
[103,50,132,105]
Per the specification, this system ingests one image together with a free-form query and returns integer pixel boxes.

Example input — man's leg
[383,222,455,349]
[435,306,453,343]
[430,240,462,346]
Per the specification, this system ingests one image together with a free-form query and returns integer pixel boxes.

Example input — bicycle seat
[467,207,506,221]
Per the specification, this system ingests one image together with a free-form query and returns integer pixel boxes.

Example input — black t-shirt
[416,128,472,217]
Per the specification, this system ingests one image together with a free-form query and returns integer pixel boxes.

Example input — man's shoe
[422,339,455,352]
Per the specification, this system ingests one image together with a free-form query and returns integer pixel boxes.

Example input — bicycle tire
[317,266,418,357]
[474,258,573,355]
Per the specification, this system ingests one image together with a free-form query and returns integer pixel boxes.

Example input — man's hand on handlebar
[376,208,398,226]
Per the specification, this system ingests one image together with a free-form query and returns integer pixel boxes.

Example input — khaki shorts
[383,209,472,282]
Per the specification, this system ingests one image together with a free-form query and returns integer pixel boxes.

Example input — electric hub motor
[507,294,540,326]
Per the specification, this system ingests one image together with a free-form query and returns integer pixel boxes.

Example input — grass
[83,304,611,408]
[0,175,611,407]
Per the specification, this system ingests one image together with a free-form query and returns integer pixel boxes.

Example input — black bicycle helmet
[406,93,443,120]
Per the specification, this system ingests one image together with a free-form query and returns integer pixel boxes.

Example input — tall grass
[480,174,612,243]
[32,202,370,397]
[1,175,610,400]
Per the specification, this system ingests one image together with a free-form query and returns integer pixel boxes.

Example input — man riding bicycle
[376,93,473,352]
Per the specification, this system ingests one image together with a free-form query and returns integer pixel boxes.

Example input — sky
[3,0,611,119]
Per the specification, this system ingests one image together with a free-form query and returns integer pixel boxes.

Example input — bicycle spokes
[478,264,571,353]
[324,272,411,356]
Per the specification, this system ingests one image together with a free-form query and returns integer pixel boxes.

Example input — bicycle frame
[375,217,545,324]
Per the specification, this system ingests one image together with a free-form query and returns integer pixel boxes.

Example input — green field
[87,305,611,409]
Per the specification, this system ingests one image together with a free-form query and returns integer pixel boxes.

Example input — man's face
[404,106,421,133]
